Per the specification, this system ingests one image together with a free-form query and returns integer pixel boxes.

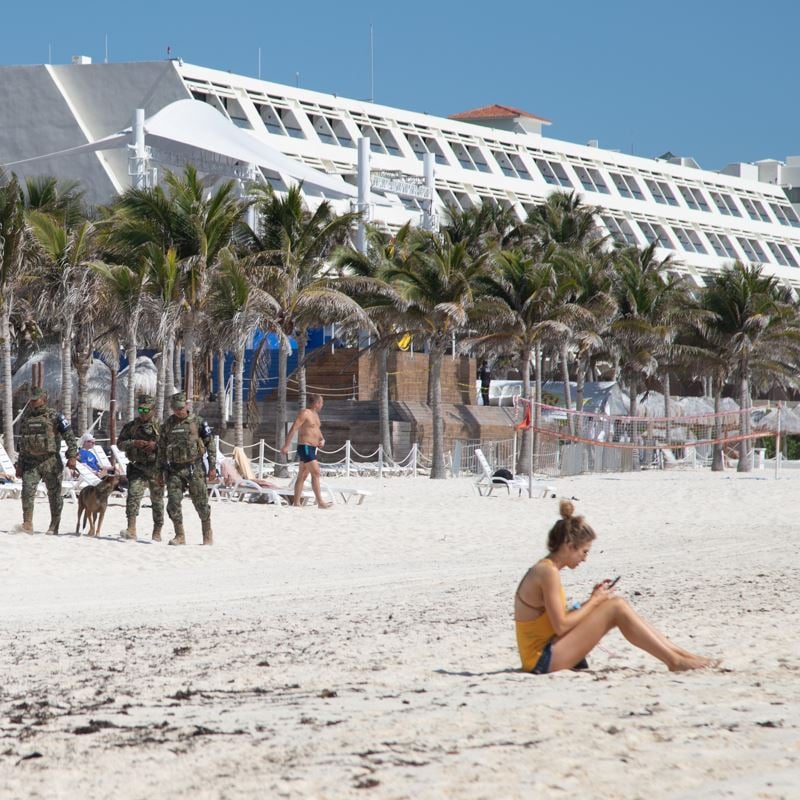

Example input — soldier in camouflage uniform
[15,387,78,535]
[117,393,164,542]
[157,391,217,546]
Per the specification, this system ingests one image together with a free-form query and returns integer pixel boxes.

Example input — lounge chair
[659,447,697,469]
[473,448,556,498]
[0,442,25,499]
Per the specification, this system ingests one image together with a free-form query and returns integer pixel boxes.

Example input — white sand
[0,470,798,799]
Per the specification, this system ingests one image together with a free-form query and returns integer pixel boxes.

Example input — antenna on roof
[369,23,374,103]
[104,33,108,64]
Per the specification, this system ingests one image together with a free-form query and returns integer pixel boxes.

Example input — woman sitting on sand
[515,499,716,674]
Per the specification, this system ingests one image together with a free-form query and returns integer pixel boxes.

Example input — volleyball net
[513,399,787,476]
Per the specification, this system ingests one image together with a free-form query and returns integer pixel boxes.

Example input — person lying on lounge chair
[514,499,719,674]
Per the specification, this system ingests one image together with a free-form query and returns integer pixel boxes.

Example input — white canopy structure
[3,99,386,203]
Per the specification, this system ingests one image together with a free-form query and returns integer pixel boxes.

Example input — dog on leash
[76,475,120,537]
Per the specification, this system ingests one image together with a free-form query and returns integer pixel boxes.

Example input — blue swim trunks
[296,444,318,463]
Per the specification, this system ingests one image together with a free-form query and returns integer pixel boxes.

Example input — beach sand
[0,470,797,799]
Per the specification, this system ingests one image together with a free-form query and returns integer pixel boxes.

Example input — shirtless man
[280,393,331,508]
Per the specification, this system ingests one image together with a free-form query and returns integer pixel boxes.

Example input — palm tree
[384,232,490,478]
[608,243,682,417]
[0,171,27,458]
[26,209,95,420]
[333,223,417,460]
[207,249,278,447]
[105,165,244,401]
[89,259,150,420]
[525,191,605,253]
[694,262,800,472]
[143,246,184,419]
[244,184,364,459]
[466,246,565,472]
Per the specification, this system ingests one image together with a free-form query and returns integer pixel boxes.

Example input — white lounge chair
[659,447,697,469]
[473,448,556,498]
[0,442,25,499]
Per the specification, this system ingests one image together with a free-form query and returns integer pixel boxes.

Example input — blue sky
[2,1,796,170]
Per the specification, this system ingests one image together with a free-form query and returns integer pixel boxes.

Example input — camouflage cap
[137,394,155,407]
[30,386,47,400]
[170,391,187,409]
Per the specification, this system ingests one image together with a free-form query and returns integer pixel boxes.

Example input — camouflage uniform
[17,388,77,534]
[158,391,216,546]
[117,393,164,541]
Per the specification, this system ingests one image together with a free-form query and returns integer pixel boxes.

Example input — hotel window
[740,197,770,223]
[766,241,790,266]
[780,244,799,267]
[280,109,305,139]
[308,114,337,145]
[704,232,736,259]
[609,172,644,200]
[678,185,699,210]
[534,159,572,187]
[671,226,707,254]
[646,179,678,206]
[709,191,740,217]
[770,202,800,228]
[637,222,674,249]
[492,151,516,177]
[467,145,491,173]
[331,120,354,148]
[423,137,449,166]
[601,216,638,246]
[574,166,610,194]
[257,103,285,135]
[510,154,533,180]
[450,141,477,170]
[737,237,766,263]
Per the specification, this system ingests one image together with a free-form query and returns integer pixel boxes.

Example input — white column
[130,108,148,189]
[422,152,436,231]
[356,137,370,254]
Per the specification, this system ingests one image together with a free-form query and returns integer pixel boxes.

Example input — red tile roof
[449,104,551,124]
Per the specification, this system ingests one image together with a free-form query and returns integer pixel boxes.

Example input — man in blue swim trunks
[280,393,331,508]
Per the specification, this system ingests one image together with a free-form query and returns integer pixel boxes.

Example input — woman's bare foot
[669,654,719,671]
[318,501,333,509]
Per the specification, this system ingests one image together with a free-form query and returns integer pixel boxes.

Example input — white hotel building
[2,58,800,290]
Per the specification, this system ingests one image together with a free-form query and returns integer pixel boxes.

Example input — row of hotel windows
[189,87,800,232]
[601,216,800,267]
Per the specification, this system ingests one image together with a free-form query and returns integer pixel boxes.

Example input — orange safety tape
[532,427,775,449]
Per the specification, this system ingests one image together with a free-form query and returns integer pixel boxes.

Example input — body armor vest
[164,415,206,465]
[20,411,57,457]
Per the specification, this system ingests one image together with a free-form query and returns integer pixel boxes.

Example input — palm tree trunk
[1,301,15,459]
[126,318,138,421]
[517,346,533,474]
[61,319,73,421]
[234,342,245,448]
[296,328,307,410]
[426,339,434,405]
[157,335,171,421]
[663,370,672,445]
[712,382,724,471]
[172,340,181,392]
[217,348,226,424]
[429,343,446,479]
[378,346,393,460]
[533,344,543,473]
[184,319,195,403]
[275,339,289,476]
[560,342,573,434]
[75,351,90,436]
[737,371,752,472]
[575,357,586,417]
[109,365,118,446]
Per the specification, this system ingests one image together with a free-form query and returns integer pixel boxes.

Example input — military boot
[45,516,61,536]
[201,518,213,546]
[16,511,34,534]
[168,523,186,546]
[151,524,163,542]
[121,518,137,540]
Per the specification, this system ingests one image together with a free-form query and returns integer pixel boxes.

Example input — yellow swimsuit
[515,560,566,672]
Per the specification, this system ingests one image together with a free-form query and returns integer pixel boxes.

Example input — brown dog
[76,475,120,537]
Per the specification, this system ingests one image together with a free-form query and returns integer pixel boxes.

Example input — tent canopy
[2,99,385,202]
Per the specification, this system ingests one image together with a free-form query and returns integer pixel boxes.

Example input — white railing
[214,436,424,478]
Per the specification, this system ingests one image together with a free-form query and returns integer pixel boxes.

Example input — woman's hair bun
[559,498,574,519]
